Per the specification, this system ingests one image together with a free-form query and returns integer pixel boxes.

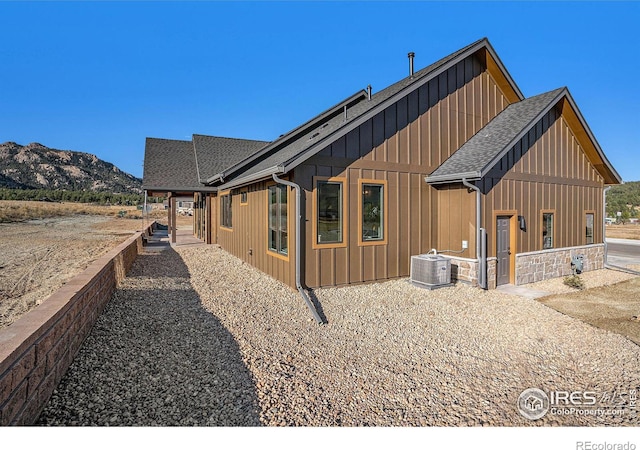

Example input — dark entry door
[496,216,511,286]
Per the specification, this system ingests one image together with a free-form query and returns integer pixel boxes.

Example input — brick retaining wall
[0,221,155,425]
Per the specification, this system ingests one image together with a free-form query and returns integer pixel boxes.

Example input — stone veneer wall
[0,222,155,426]
[515,244,605,285]
[446,256,498,290]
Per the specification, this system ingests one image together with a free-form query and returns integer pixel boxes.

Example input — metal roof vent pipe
[408,52,415,78]
[367,84,372,100]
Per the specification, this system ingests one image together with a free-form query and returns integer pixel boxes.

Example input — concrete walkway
[144,226,205,252]
[496,284,551,299]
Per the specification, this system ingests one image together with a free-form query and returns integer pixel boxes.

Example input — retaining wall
[515,244,605,285]
[0,221,155,425]
[446,244,603,289]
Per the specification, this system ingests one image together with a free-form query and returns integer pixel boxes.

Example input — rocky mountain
[0,142,142,194]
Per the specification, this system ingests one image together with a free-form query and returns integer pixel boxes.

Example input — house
[143,38,621,302]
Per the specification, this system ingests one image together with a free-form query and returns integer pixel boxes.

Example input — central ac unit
[410,254,452,289]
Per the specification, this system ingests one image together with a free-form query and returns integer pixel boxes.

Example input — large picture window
[542,211,554,249]
[585,212,595,244]
[220,193,232,229]
[314,178,346,248]
[268,185,288,256]
[358,180,387,245]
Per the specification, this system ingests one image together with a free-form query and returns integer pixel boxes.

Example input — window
[359,180,387,245]
[586,212,595,244]
[314,177,346,248]
[542,212,554,249]
[268,185,288,256]
[240,191,248,205]
[220,193,232,229]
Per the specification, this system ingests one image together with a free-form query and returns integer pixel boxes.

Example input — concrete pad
[496,284,551,299]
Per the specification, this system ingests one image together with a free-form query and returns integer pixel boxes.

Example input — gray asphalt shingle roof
[143,135,269,192]
[217,38,515,189]
[192,135,269,182]
[142,138,205,192]
[426,88,566,183]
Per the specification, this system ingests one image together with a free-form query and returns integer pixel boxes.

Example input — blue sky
[1,1,639,182]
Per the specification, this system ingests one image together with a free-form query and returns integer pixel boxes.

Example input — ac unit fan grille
[410,255,451,287]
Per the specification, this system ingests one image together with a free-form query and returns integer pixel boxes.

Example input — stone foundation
[442,244,603,289]
[514,244,604,285]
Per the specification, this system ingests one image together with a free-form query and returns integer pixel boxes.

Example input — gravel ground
[37,244,640,426]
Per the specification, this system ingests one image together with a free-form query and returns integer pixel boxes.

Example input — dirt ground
[0,215,153,329]
[539,277,640,345]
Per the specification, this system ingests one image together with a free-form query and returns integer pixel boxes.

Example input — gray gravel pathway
[36,242,260,426]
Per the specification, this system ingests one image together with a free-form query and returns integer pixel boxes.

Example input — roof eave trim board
[483,43,524,102]
[281,39,521,172]
[216,165,284,191]
[205,173,223,184]
[142,186,218,193]
[561,91,622,184]
[424,172,481,184]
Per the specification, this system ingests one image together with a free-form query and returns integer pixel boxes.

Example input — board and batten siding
[214,182,296,289]
[297,52,512,288]
[481,104,605,257]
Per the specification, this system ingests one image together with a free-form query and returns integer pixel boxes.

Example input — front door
[496,216,511,286]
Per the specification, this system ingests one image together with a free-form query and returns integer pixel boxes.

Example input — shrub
[563,275,585,290]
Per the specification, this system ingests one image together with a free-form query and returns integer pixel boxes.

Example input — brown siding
[299,53,511,288]
[215,182,296,289]
[435,185,475,258]
[483,106,605,257]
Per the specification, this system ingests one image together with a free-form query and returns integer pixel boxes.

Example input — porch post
[170,193,177,244]
[205,194,212,244]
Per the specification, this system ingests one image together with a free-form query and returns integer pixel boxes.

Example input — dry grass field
[606,223,640,240]
[0,200,142,223]
[0,200,172,328]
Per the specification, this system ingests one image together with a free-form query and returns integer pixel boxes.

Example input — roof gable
[425,88,621,185]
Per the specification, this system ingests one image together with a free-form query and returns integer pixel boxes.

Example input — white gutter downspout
[603,186,612,266]
[462,178,487,289]
[272,174,325,324]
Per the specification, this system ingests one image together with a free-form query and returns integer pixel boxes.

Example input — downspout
[462,178,487,289]
[603,186,611,266]
[272,174,325,324]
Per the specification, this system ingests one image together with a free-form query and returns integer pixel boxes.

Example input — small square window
[240,191,248,204]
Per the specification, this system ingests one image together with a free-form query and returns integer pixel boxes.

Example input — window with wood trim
[585,212,595,244]
[314,177,346,247]
[268,185,288,256]
[542,212,554,249]
[240,191,248,205]
[220,193,232,229]
[358,180,387,245]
